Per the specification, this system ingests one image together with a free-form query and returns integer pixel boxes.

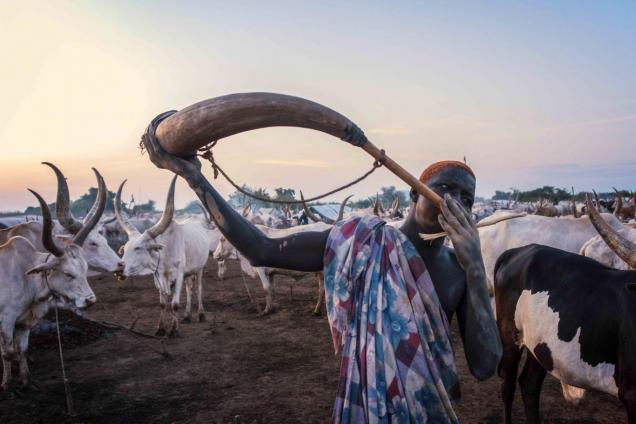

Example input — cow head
[43,162,124,274]
[25,189,96,309]
[119,176,176,279]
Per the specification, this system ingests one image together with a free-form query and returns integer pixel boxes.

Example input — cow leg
[257,269,274,315]
[182,275,193,323]
[0,325,15,391]
[312,273,324,316]
[156,292,167,337]
[14,328,30,387]
[196,269,206,322]
[499,343,522,424]
[518,352,547,424]
[169,277,183,337]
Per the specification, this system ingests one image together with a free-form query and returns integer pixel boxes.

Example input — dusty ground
[0,259,626,423]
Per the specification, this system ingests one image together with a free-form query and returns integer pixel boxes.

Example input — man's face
[410,167,476,232]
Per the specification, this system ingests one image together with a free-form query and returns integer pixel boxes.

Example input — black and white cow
[495,196,636,424]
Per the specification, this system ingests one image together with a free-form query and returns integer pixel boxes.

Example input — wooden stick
[362,141,442,207]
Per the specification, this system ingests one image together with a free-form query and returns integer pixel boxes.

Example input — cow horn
[195,202,211,224]
[571,187,578,218]
[336,195,353,222]
[585,194,636,269]
[147,175,177,239]
[83,168,107,226]
[613,187,623,218]
[300,191,322,223]
[72,168,106,246]
[28,189,63,257]
[373,194,380,216]
[42,162,83,234]
[114,180,140,237]
[242,202,251,218]
[593,190,601,208]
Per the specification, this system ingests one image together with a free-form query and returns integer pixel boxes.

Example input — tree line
[492,186,634,203]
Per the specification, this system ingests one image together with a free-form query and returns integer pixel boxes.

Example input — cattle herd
[1,162,636,422]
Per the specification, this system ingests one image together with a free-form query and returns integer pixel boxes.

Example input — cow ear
[148,243,163,252]
[25,261,57,275]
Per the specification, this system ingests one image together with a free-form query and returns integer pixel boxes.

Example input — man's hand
[437,194,484,274]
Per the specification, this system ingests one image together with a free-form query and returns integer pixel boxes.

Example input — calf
[0,190,97,390]
[495,196,636,423]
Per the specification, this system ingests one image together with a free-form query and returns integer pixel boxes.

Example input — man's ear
[409,188,419,203]
[148,243,164,252]
[26,260,57,275]
[118,245,125,256]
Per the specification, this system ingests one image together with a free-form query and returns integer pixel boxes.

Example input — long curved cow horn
[42,162,83,234]
[147,175,177,239]
[114,180,140,237]
[613,187,623,218]
[28,189,64,257]
[242,202,251,218]
[83,168,107,225]
[148,92,443,207]
[300,191,322,223]
[593,190,601,209]
[195,202,211,223]
[72,168,106,246]
[373,194,380,216]
[585,194,636,269]
[337,195,353,221]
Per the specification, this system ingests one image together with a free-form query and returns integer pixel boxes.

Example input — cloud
[253,159,332,168]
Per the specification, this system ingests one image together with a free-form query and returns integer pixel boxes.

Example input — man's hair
[419,160,475,183]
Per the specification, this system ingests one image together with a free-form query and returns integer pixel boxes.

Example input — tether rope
[196,141,385,205]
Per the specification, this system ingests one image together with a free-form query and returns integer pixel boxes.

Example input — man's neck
[399,215,446,257]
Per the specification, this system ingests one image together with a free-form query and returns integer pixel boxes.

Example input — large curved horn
[72,168,106,246]
[148,92,443,207]
[195,202,211,224]
[373,194,380,216]
[337,195,353,221]
[613,187,623,218]
[114,180,140,237]
[83,168,107,225]
[28,189,63,257]
[571,187,578,218]
[585,194,636,269]
[242,202,251,218]
[593,190,601,209]
[42,162,82,234]
[300,191,322,223]
[147,175,177,239]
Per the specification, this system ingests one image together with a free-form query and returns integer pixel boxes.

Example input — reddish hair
[419,160,475,183]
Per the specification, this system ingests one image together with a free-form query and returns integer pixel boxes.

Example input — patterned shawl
[324,215,460,423]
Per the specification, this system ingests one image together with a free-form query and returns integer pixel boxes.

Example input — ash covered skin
[142,129,501,380]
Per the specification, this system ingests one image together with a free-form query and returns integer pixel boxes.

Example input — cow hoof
[312,309,322,317]
[181,315,192,324]
[155,328,167,337]
[198,312,206,322]
[258,308,273,317]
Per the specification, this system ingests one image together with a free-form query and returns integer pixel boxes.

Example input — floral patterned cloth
[324,215,460,423]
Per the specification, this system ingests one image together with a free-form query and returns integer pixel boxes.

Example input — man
[145,129,501,422]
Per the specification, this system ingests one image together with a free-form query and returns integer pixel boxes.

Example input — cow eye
[134,247,141,251]
[65,273,74,279]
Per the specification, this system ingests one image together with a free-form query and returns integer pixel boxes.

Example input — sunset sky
[2,1,635,211]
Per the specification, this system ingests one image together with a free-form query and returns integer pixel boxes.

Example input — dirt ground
[0,259,626,423]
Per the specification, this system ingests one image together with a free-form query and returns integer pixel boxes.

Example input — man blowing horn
[141,97,500,423]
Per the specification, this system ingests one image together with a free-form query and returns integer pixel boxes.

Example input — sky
[1,1,635,211]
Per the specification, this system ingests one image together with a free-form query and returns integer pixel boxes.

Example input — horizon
[2,1,635,210]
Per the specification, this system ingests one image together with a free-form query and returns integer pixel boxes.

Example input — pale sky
[2,1,635,211]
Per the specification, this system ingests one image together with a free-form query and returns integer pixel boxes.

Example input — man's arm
[142,132,329,272]
[438,194,502,380]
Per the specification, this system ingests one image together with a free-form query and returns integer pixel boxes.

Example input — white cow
[117,176,210,336]
[214,222,330,315]
[0,163,123,277]
[0,190,97,391]
[580,224,636,270]
[479,211,625,296]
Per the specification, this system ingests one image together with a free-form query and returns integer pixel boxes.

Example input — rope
[44,266,76,417]
[197,143,385,205]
